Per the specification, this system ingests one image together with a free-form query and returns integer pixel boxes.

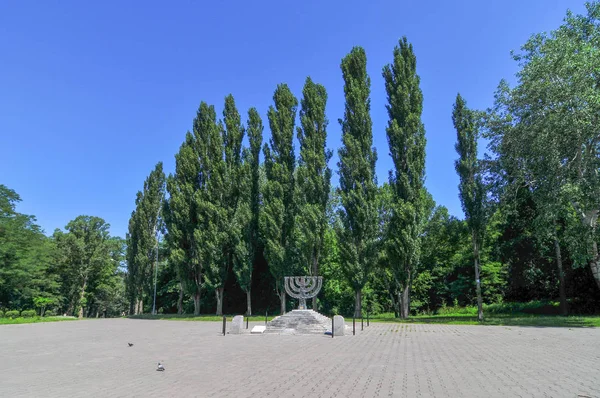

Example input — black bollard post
[331,316,334,338]
[367,310,369,327]
[265,310,268,326]
[246,316,249,329]
[361,315,364,331]
[353,317,355,336]
[222,316,226,336]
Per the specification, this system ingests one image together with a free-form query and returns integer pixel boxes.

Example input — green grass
[366,313,600,327]
[0,316,78,325]
[128,313,276,322]
[128,300,600,328]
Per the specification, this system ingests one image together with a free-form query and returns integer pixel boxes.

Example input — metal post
[367,310,369,327]
[353,317,355,335]
[265,310,268,326]
[361,316,364,331]
[246,316,249,329]
[222,316,226,336]
[331,317,334,338]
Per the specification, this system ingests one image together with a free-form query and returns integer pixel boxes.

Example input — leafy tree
[164,102,225,315]
[211,95,244,315]
[233,107,263,315]
[126,162,165,314]
[453,93,486,321]
[0,185,59,311]
[262,83,298,315]
[54,216,113,319]
[486,3,600,302]
[337,47,378,318]
[382,37,427,318]
[295,77,332,309]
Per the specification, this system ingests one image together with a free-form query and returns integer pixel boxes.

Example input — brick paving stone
[0,319,599,397]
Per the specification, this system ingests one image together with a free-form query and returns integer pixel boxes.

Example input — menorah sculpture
[284,276,323,310]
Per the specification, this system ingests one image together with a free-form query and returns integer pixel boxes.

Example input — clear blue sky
[0,0,585,238]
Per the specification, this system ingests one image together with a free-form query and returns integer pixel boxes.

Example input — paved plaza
[0,318,598,397]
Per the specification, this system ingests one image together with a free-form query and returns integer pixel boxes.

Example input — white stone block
[333,315,345,336]
[231,315,244,334]
[251,325,266,334]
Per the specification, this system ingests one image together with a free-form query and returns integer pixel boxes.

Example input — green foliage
[126,162,165,314]
[262,83,298,312]
[54,216,124,318]
[21,309,36,318]
[232,107,263,314]
[337,47,378,317]
[295,77,332,282]
[5,310,19,318]
[453,93,486,320]
[382,37,427,318]
[485,3,600,289]
[0,185,59,311]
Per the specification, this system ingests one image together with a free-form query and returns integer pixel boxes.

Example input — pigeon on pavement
[156,362,165,371]
[128,343,134,347]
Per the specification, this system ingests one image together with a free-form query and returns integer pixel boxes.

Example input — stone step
[265,309,333,335]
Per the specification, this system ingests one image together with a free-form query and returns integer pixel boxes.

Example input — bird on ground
[156,362,165,371]
[128,343,134,347]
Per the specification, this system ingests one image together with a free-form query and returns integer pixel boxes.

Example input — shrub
[44,310,57,317]
[21,310,37,318]
[0,310,4,318]
[5,310,20,318]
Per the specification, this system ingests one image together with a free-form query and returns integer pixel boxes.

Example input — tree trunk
[390,292,399,318]
[590,241,600,290]
[399,283,410,319]
[193,291,201,316]
[311,250,319,310]
[354,288,362,318]
[246,289,252,316]
[137,299,144,315]
[215,287,224,316]
[473,236,484,322]
[279,289,286,315]
[177,283,184,315]
[67,300,75,317]
[78,278,87,319]
[553,234,568,316]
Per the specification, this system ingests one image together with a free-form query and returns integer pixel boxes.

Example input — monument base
[265,309,349,335]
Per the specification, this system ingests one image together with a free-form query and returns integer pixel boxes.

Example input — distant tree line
[2,2,599,319]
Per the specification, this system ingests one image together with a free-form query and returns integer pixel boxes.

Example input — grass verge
[128,314,276,322]
[367,312,600,327]
[0,316,78,325]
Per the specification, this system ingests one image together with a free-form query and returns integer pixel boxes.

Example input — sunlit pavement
[0,319,598,397]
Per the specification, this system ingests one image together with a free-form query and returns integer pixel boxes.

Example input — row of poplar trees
[125,36,486,319]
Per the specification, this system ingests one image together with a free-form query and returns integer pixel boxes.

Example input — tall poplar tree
[197,102,227,315]
[262,83,298,315]
[164,102,224,315]
[233,108,263,315]
[211,94,244,315]
[453,93,485,321]
[295,77,332,309]
[126,162,165,315]
[337,47,378,318]
[164,132,203,315]
[382,37,427,319]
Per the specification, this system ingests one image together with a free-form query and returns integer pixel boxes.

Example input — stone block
[251,325,266,334]
[333,315,345,336]
[231,315,244,334]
